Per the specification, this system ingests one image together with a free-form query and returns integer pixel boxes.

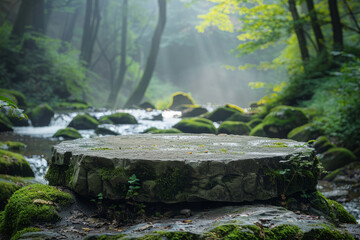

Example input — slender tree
[288,0,310,62]
[305,0,326,55]
[80,0,101,67]
[106,0,128,109]
[11,0,45,38]
[328,0,343,51]
[124,0,166,108]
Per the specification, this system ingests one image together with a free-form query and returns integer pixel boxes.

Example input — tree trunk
[44,0,53,33]
[11,0,45,38]
[60,6,80,52]
[288,0,310,62]
[106,0,128,109]
[328,0,343,51]
[80,0,101,67]
[124,0,166,108]
[305,0,326,55]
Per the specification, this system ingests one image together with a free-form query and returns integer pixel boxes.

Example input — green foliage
[126,174,140,199]
[0,23,90,104]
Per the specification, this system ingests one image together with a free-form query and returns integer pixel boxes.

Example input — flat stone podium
[47,134,319,203]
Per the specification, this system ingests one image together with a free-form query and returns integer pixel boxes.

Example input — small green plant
[91,192,103,205]
[126,174,140,200]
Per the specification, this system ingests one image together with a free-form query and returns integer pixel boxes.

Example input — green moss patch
[247,118,262,129]
[262,105,309,138]
[287,123,324,142]
[99,113,137,124]
[218,121,251,135]
[53,101,90,110]
[0,150,34,177]
[0,89,27,109]
[0,141,26,151]
[0,181,21,210]
[173,118,216,134]
[155,167,190,201]
[10,227,40,240]
[68,114,99,130]
[313,136,335,153]
[249,123,267,137]
[45,162,75,187]
[302,227,354,240]
[144,127,183,134]
[0,184,73,237]
[0,112,13,132]
[207,106,242,122]
[53,127,82,139]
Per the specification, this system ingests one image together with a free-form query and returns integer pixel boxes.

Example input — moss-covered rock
[249,123,267,137]
[0,89,27,109]
[302,228,354,240]
[287,123,324,142]
[247,118,262,129]
[207,105,244,122]
[144,127,183,134]
[309,191,357,224]
[28,104,54,127]
[319,148,357,171]
[99,113,137,124]
[167,92,195,110]
[9,227,40,240]
[95,127,118,136]
[0,150,34,177]
[182,106,208,118]
[8,116,29,127]
[68,113,99,130]
[261,105,309,138]
[0,141,26,151]
[53,127,82,139]
[313,136,335,153]
[138,102,155,109]
[0,184,73,237]
[173,118,216,134]
[218,121,251,135]
[0,113,13,132]
[0,181,21,210]
[225,112,251,123]
[323,161,360,182]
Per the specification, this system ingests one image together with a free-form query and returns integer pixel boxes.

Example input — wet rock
[261,105,308,138]
[319,147,357,171]
[167,92,195,110]
[47,134,317,203]
[68,113,99,130]
[8,115,30,126]
[0,141,26,151]
[249,123,267,137]
[28,104,54,127]
[53,127,82,140]
[173,118,216,134]
[218,121,251,135]
[0,88,27,109]
[99,112,137,124]
[225,112,251,122]
[95,126,119,136]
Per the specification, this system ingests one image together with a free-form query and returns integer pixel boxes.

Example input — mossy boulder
[95,127,118,136]
[249,123,267,137]
[144,127,183,134]
[173,118,216,134]
[261,105,309,138]
[218,121,251,135]
[138,102,155,109]
[0,150,34,177]
[247,118,262,129]
[207,104,244,122]
[182,106,208,118]
[53,127,82,139]
[8,116,29,127]
[28,104,54,127]
[68,114,99,130]
[313,136,335,153]
[167,92,195,110]
[323,161,360,182]
[319,148,357,171]
[0,113,13,132]
[99,113,137,124]
[225,112,251,122]
[0,141,26,151]
[0,89,27,109]
[0,184,73,237]
[288,123,324,142]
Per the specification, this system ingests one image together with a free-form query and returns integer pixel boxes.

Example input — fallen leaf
[188,152,192,154]
[204,151,208,153]
[33,199,56,205]
[182,220,192,223]
[82,228,91,232]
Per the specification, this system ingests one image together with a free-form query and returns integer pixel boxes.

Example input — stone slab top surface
[53,134,310,163]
